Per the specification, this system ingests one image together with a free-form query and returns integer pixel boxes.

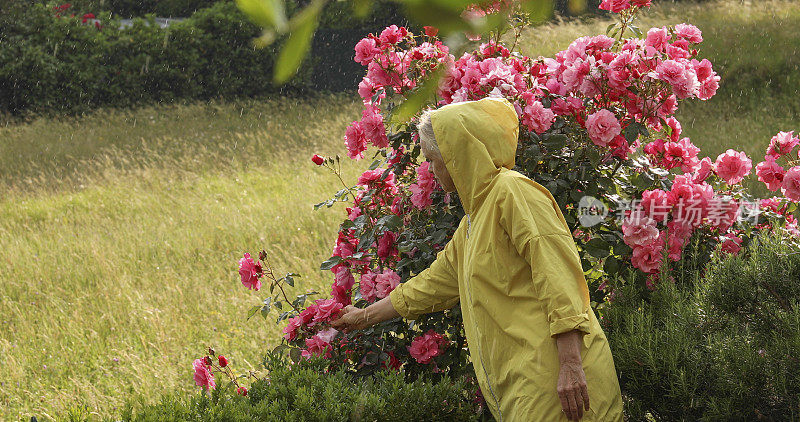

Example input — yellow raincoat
[389,97,623,421]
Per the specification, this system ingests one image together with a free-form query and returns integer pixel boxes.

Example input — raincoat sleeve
[498,181,592,338]
[388,225,461,321]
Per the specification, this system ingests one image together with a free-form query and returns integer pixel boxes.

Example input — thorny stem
[261,253,302,315]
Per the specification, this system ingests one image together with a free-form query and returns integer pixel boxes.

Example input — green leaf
[320,256,341,271]
[377,214,403,231]
[351,0,372,18]
[368,159,382,170]
[273,0,325,84]
[606,23,617,35]
[235,0,287,31]
[285,275,294,287]
[623,121,642,144]
[289,347,302,363]
[629,24,642,38]
[521,0,555,25]
[246,305,261,321]
[391,66,447,124]
[584,238,611,258]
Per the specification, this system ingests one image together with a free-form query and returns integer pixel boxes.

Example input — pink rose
[585,109,622,146]
[334,266,355,290]
[692,157,713,183]
[781,166,800,202]
[756,155,786,192]
[331,282,352,306]
[719,234,743,255]
[630,234,664,274]
[640,189,671,222]
[315,327,339,344]
[193,358,216,390]
[238,253,261,291]
[674,23,703,43]
[622,215,660,247]
[408,329,447,364]
[360,271,378,302]
[521,100,555,134]
[377,231,398,260]
[344,121,368,160]
[645,27,669,51]
[713,149,752,185]
[312,298,344,323]
[301,336,331,359]
[599,0,631,13]
[379,25,407,45]
[354,37,381,65]
[767,131,799,159]
[282,316,302,341]
[360,105,389,148]
[375,269,401,299]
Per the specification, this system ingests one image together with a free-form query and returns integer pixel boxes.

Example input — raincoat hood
[429,97,520,214]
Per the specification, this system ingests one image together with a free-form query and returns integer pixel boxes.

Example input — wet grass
[0,93,370,420]
[1,0,799,419]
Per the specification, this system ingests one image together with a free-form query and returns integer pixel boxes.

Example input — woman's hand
[330,305,371,333]
[555,329,590,420]
[557,359,590,420]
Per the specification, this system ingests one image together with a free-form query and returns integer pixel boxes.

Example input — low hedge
[118,354,484,421]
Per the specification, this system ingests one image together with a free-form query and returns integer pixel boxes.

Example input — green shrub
[0,1,310,116]
[605,229,800,420]
[119,353,482,421]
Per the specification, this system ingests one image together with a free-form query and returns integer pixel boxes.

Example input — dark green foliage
[119,354,481,421]
[0,2,310,116]
[605,229,800,421]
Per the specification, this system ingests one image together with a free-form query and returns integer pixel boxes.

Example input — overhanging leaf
[520,0,555,25]
[392,66,447,124]
[235,0,287,31]
[273,0,326,84]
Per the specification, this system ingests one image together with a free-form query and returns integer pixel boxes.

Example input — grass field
[1,0,799,419]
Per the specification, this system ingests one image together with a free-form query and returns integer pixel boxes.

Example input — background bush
[0,1,311,116]
[604,229,800,420]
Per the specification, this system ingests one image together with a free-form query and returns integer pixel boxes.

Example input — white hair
[417,109,441,160]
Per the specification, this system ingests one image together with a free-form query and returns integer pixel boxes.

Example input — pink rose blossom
[622,214,660,247]
[586,109,622,146]
[360,271,378,302]
[375,269,401,299]
[719,233,743,255]
[756,155,786,191]
[713,149,752,185]
[345,121,368,160]
[631,239,664,273]
[692,157,713,183]
[408,329,447,364]
[283,316,302,341]
[675,23,703,43]
[767,131,799,159]
[238,253,261,291]
[599,0,631,13]
[781,166,800,202]
[312,298,344,323]
[315,327,339,344]
[645,27,669,51]
[640,189,671,222]
[331,282,352,306]
[301,336,331,359]
[379,25,407,45]
[193,358,216,390]
[521,99,555,134]
[354,38,381,65]
[334,266,355,290]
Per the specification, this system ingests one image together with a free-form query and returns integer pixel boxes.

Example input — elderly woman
[331,97,623,421]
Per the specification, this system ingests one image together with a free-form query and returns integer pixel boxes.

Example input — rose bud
[208,347,215,356]
[312,154,325,165]
[203,356,213,366]
[218,355,228,367]
[423,26,438,37]
[237,386,248,396]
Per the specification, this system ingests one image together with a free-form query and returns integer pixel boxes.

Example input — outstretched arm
[331,296,400,333]
[331,218,465,331]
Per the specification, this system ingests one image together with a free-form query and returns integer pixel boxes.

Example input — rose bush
[229,0,799,409]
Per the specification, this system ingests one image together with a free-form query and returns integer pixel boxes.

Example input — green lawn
[1,0,799,419]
